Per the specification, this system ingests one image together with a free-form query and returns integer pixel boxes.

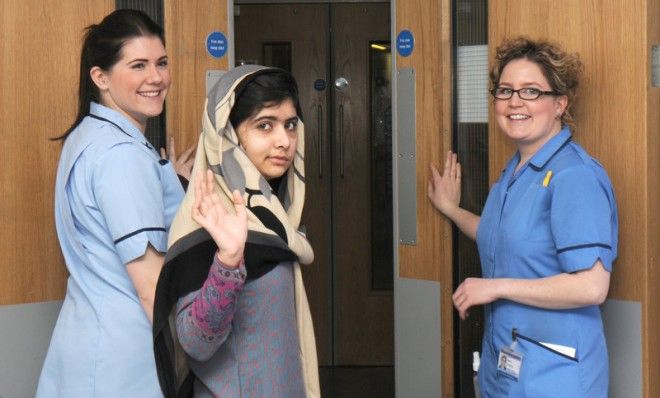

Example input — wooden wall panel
[164,0,229,148]
[489,0,658,396]
[645,2,659,397]
[0,0,113,305]
[489,0,648,302]
[0,0,231,305]
[0,0,230,304]
[395,0,453,395]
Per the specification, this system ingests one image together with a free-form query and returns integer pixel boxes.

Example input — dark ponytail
[55,9,164,140]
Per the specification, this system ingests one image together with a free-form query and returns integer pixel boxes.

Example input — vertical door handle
[317,104,323,179]
[339,103,345,178]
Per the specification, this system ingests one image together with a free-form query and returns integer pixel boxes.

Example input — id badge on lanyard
[497,331,524,380]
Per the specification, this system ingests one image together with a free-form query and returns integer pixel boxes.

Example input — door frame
[230,0,452,395]
[391,0,453,397]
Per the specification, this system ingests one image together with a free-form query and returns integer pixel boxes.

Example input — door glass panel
[263,42,292,72]
[369,40,393,290]
[453,0,488,395]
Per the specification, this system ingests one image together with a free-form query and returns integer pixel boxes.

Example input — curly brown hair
[490,37,584,129]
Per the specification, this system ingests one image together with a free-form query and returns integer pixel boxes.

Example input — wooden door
[234,1,392,366]
[234,3,333,365]
[331,2,392,365]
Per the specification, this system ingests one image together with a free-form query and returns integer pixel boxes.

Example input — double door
[235,2,392,366]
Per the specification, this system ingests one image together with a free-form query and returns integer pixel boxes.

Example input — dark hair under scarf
[229,69,303,129]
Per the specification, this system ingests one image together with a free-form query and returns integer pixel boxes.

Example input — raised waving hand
[192,170,248,267]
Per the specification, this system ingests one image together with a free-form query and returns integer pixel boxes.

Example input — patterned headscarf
[153,65,319,397]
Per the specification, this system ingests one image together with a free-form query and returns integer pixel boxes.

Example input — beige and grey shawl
[153,65,319,398]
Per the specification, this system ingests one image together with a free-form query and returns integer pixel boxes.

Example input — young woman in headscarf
[153,65,319,398]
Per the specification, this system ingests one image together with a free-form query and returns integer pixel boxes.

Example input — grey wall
[602,299,642,398]
[0,296,641,397]
[0,301,61,398]
[392,291,642,398]
[395,277,442,397]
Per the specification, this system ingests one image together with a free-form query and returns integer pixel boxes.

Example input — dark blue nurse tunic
[476,127,618,397]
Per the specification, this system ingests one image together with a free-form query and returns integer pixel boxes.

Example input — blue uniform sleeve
[550,165,617,272]
[93,143,167,264]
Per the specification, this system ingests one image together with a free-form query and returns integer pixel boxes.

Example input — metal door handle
[316,104,323,179]
[339,104,345,178]
[334,77,349,91]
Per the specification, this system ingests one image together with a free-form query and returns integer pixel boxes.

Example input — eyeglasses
[490,87,559,100]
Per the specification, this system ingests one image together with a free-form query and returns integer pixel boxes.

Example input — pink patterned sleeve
[175,254,247,361]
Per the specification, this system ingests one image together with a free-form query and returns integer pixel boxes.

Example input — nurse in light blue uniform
[429,37,617,397]
[37,10,190,397]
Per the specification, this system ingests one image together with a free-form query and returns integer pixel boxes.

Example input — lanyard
[87,114,153,150]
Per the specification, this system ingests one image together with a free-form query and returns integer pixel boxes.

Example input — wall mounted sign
[314,79,326,91]
[396,30,414,57]
[206,31,227,58]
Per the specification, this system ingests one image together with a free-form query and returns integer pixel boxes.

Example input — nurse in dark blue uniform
[429,37,617,397]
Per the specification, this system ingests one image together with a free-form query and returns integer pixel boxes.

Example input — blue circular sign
[206,31,227,58]
[313,79,326,91]
[396,30,414,57]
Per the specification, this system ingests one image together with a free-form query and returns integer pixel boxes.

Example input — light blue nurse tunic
[475,127,618,397]
[36,103,183,397]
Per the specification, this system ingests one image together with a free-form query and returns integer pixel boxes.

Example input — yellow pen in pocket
[542,170,553,187]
